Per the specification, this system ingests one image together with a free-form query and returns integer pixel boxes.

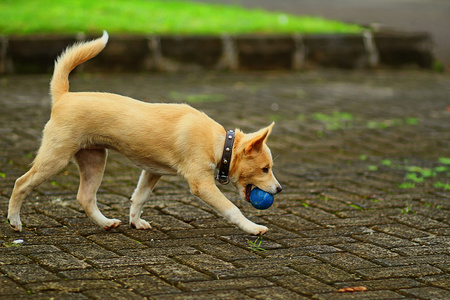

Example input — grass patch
[313,112,354,131]
[247,236,266,252]
[399,202,414,214]
[367,157,450,190]
[0,0,363,35]
[367,117,418,130]
[169,91,224,103]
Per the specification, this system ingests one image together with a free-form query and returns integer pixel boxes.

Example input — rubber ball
[250,187,274,210]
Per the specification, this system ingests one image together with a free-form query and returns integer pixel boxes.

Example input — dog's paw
[248,224,269,236]
[103,219,121,230]
[7,216,23,232]
[130,218,151,230]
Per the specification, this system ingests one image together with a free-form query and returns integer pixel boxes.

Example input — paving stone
[175,253,235,271]
[333,278,421,290]
[0,291,89,300]
[430,227,450,236]
[24,279,122,294]
[2,71,450,299]
[270,274,335,295]
[29,252,91,271]
[234,256,320,268]
[243,286,309,300]
[412,235,450,245]
[314,290,406,300]
[0,277,28,296]
[146,263,211,282]
[392,245,450,256]
[118,227,169,241]
[19,235,90,245]
[374,254,450,267]
[301,226,375,238]
[419,274,450,289]
[399,287,450,300]
[167,228,243,238]
[335,208,402,218]
[390,214,450,230]
[161,204,215,222]
[89,255,172,268]
[151,290,251,300]
[352,233,418,248]
[210,265,298,280]
[86,233,146,250]
[294,264,359,283]
[316,216,391,227]
[145,237,223,248]
[116,246,201,257]
[189,217,235,229]
[356,264,442,279]
[0,253,32,265]
[278,236,355,247]
[59,266,151,280]
[197,243,260,261]
[117,274,182,296]
[0,264,60,284]
[83,288,146,300]
[20,214,62,228]
[372,224,431,239]
[335,242,399,259]
[301,198,357,213]
[220,234,284,250]
[263,214,322,231]
[286,206,339,221]
[259,245,341,258]
[148,215,194,231]
[59,243,120,259]
[177,277,274,292]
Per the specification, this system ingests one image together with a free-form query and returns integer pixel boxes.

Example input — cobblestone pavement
[0,71,449,299]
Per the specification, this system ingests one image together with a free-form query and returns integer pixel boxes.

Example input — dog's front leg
[188,177,268,235]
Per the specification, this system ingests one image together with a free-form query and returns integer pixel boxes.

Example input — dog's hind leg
[8,140,74,231]
[129,170,160,229]
[74,149,121,230]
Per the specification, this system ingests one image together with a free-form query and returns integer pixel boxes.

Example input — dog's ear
[244,122,274,155]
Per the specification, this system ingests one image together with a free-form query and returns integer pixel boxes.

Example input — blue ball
[250,187,274,210]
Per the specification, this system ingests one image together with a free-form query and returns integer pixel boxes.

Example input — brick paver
[0,71,449,299]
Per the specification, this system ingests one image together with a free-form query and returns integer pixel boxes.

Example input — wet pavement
[0,71,449,299]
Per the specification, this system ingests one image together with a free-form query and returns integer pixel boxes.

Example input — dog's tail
[50,31,109,102]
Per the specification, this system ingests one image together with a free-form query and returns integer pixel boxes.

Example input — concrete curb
[0,31,434,74]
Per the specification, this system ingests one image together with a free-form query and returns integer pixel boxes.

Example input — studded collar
[216,129,235,185]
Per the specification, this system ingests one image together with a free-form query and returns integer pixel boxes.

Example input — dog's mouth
[245,184,253,202]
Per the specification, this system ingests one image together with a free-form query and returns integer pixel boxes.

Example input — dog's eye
[262,167,270,173]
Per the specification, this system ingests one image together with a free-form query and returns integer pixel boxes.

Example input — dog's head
[230,122,282,202]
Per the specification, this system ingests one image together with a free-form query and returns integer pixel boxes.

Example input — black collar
[216,129,235,185]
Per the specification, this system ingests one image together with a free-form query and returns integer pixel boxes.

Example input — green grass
[366,157,450,190]
[0,0,363,35]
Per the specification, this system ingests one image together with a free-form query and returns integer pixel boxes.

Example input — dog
[7,31,282,235]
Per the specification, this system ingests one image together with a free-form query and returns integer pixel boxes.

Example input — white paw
[103,219,121,230]
[130,218,152,229]
[247,224,269,236]
[8,215,22,232]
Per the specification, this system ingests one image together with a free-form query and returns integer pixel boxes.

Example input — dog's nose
[275,185,282,194]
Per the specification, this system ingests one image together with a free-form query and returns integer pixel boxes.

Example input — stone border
[0,31,433,74]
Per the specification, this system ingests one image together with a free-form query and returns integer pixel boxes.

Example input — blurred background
[194,0,450,70]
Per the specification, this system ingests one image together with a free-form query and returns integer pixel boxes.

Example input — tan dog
[7,32,282,235]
